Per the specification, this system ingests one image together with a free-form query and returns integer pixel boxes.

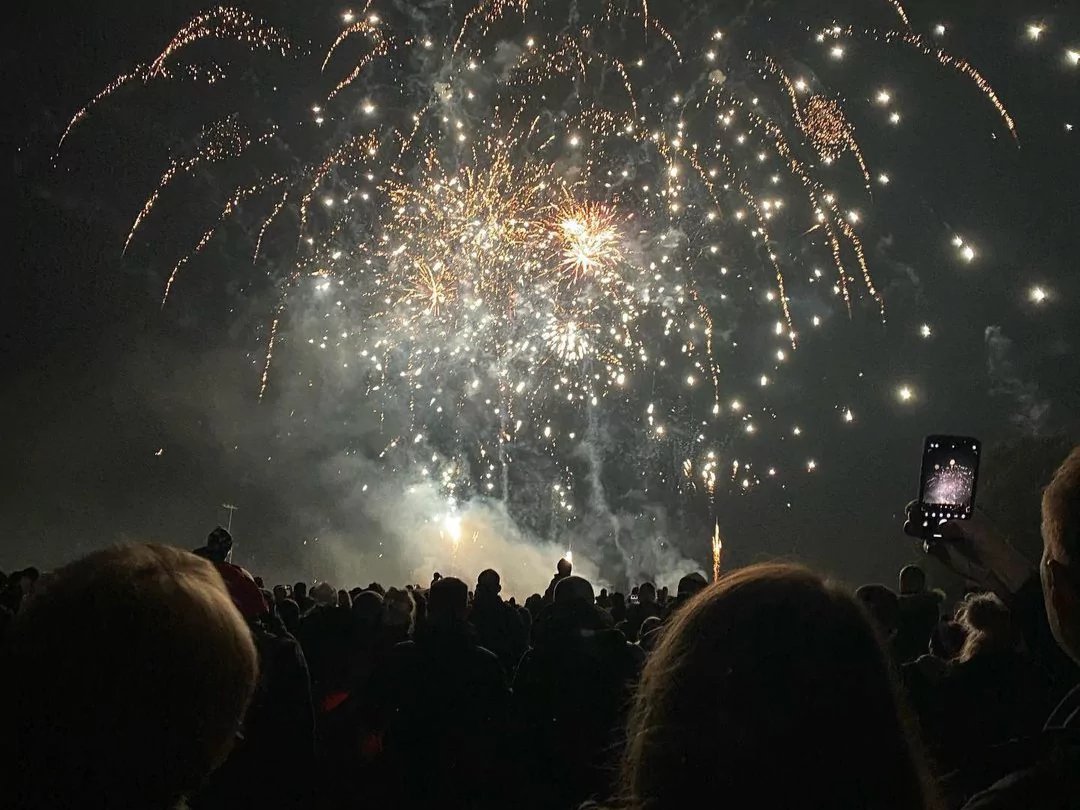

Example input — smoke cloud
[984,325,1049,435]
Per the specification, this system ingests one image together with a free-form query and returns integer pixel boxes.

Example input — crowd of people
[1,445,1077,810]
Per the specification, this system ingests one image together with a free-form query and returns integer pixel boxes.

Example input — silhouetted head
[524,593,543,617]
[477,568,501,595]
[1042,446,1080,664]
[294,581,308,598]
[554,575,594,607]
[428,576,469,624]
[898,565,926,596]
[2,544,258,810]
[383,587,417,634]
[352,589,384,626]
[856,584,901,637]
[194,526,233,564]
[600,588,609,598]
[677,572,708,600]
[277,598,300,633]
[620,563,935,810]
[557,558,573,577]
[639,582,657,604]
[956,592,1018,662]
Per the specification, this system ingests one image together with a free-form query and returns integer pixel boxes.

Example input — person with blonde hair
[1,544,259,810]
[615,563,938,810]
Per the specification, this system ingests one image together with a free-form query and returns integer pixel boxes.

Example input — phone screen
[918,435,981,523]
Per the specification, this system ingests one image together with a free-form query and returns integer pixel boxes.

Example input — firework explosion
[59,0,1030,569]
[924,460,976,507]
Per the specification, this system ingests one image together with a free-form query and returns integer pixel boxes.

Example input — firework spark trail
[743,107,883,317]
[59,8,288,153]
[838,27,1018,140]
[885,0,912,30]
[161,176,286,305]
[766,59,872,190]
[124,117,259,254]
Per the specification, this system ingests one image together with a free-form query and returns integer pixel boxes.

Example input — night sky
[6,0,1079,594]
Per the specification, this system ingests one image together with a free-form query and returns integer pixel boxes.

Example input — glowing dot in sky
[807,459,817,471]
[898,385,915,402]
[362,102,375,115]
[961,245,976,262]
[920,324,933,338]
[830,45,845,59]
[889,111,902,124]
[843,409,854,423]
[934,23,947,36]
[876,90,891,104]
[1027,23,1045,41]
[1029,286,1048,304]
[878,173,890,185]
[1068,50,1080,66]
[342,10,354,23]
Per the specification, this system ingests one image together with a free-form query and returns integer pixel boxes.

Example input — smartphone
[916,435,981,537]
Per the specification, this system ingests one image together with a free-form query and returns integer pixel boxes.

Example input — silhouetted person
[543,557,573,603]
[670,571,708,615]
[610,591,627,624]
[614,563,938,810]
[936,447,1080,809]
[0,544,259,810]
[194,558,314,810]
[927,593,1055,776]
[624,581,662,642]
[470,568,527,674]
[597,587,611,610]
[293,581,315,614]
[277,597,301,634]
[524,593,543,620]
[856,583,901,653]
[895,564,942,663]
[513,575,643,810]
[368,576,508,809]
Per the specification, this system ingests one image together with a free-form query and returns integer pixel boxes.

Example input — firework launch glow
[58,0,1064,579]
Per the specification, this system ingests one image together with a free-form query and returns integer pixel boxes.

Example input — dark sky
[5,0,1079,591]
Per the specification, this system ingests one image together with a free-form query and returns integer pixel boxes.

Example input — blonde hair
[2,544,259,810]
[955,592,1017,662]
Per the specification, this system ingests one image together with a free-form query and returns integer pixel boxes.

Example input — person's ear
[1047,559,1079,625]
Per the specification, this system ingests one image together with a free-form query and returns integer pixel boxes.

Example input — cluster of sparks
[924,459,976,507]
[59,0,1053,562]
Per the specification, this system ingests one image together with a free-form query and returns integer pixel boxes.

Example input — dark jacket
[623,599,662,642]
[512,601,644,810]
[366,622,509,809]
[192,620,315,810]
[470,590,528,674]
[542,571,570,604]
[962,686,1080,810]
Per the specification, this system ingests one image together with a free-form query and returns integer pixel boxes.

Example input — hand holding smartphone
[912,435,981,540]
